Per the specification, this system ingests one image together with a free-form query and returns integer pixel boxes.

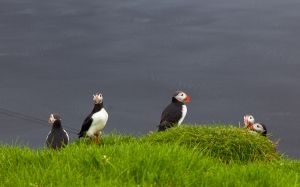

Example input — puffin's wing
[158,121,172,131]
[63,129,69,143]
[46,130,51,141]
[160,104,182,124]
[46,131,53,148]
[78,116,93,138]
[260,123,268,136]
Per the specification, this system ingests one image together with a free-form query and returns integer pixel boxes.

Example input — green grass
[0,125,299,187]
[143,125,279,162]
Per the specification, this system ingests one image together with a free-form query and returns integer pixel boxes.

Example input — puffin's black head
[243,114,255,128]
[48,114,61,125]
[251,123,267,136]
[93,92,103,104]
[172,91,190,104]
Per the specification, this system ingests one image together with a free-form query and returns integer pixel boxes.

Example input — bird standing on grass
[78,93,108,144]
[243,114,267,136]
[158,91,191,131]
[46,114,69,149]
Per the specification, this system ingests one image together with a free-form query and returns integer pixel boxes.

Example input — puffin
[251,122,267,136]
[243,114,267,136]
[158,91,191,131]
[46,114,69,149]
[243,114,255,129]
[78,92,108,144]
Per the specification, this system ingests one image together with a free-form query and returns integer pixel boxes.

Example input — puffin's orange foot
[94,134,100,145]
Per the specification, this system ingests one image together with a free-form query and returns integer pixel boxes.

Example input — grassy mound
[1,125,298,187]
[143,125,279,162]
[0,127,300,187]
[1,139,299,187]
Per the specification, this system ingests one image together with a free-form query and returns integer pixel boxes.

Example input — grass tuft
[143,125,280,162]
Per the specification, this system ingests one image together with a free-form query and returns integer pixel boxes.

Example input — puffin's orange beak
[184,95,191,103]
[246,123,254,130]
[248,124,254,130]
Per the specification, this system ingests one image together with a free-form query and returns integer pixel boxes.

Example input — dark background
[0,0,299,158]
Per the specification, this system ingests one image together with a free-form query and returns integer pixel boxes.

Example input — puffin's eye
[181,94,184,96]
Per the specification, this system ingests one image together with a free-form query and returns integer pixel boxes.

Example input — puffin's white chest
[178,105,187,125]
[88,108,108,133]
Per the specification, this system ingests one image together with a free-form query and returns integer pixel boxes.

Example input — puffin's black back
[260,123,268,136]
[78,103,103,138]
[46,120,69,149]
[158,98,183,131]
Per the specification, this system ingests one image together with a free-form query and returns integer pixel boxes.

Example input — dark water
[0,0,300,158]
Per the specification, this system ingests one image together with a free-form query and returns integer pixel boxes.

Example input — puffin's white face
[244,115,255,128]
[93,93,103,104]
[48,114,56,124]
[252,123,265,133]
[174,91,190,104]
